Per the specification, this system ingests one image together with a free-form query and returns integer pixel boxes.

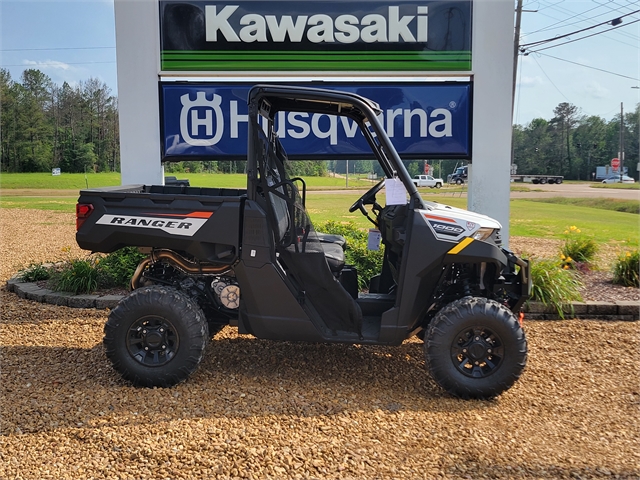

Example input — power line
[1,47,115,52]
[524,2,639,44]
[531,55,572,104]
[542,0,639,41]
[520,8,640,48]
[0,61,116,67]
[530,52,640,81]
[526,18,640,53]
[522,3,607,36]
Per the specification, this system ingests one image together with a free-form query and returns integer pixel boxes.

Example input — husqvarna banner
[160,82,471,160]
[159,1,472,72]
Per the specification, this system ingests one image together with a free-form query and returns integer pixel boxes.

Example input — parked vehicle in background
[411,174,443,188]
[164,176,190,187]
[595,166,628,181]
[602,174,635,184]
[448,165,562,185]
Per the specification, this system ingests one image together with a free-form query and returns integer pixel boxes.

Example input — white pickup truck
[411,174,443,188]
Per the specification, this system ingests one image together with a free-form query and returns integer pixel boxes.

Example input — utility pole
[619,102,625,182]
[512,0,523,117]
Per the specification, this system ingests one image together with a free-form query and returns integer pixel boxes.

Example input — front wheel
[455,179,463,185]
[435,182,442,189]
[104,286,209,387]
[424,296,527,399]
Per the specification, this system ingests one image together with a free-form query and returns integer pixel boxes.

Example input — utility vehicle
[76,85,530,399]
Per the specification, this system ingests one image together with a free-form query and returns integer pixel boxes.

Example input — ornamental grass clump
[560,225,598,270]
[18,247,147,295]
[529,257,583,319]
[49,258,101,295]
[18,263,51,282]
[612,249,639,288]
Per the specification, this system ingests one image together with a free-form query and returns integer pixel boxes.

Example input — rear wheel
[455,178,463,185]
[425,296,527,399]
[104,286,209,387]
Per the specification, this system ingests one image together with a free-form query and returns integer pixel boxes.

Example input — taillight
[76,203,94,231]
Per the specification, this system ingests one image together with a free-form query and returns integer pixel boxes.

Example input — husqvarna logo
[180,92,224,146]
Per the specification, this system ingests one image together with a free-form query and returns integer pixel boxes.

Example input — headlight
[472,227,494,241]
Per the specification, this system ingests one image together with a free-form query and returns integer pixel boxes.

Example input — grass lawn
[1,174,637,247]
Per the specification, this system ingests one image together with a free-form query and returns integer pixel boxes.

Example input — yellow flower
[564,230,569,234]
[570,225,577,231]
[576,229,581,233]
[627,252,632,257]
[566,257,573,263]
[563,265,570,270]
[560,254,566,260]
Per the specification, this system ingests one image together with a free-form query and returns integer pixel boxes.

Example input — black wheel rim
[126,315,179,366]
[450,326,504,378]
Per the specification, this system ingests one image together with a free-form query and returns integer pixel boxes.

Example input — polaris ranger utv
[76,85,530,399]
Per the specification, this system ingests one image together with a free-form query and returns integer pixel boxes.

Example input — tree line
[1,69,638,180]
[1,69,120,173]
[513,102,640,180]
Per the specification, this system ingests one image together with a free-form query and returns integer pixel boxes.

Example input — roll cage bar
[246,84,423,209]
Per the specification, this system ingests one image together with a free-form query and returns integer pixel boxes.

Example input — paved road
[3,183,638,201]
[508,182,639,200]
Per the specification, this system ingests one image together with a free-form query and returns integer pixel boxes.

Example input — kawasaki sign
[159,1,472,72]
[160,82,472,160]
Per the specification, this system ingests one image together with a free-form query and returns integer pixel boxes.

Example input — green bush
[560,225,598,268]
[316,220,384,290]
[529,258,583,319]
[98,247,147,288]
[18,247,147,294]
[19,263,51,282]
[612,250,639,287]
[49,259,101,295]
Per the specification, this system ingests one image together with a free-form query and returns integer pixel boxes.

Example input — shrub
[49,259,101,295]
[98,247,147,288]
[316,221,384,290]
[19,263,51,282]
[560,225,598,268]
[529,258,583,318]
[612,250,639,287]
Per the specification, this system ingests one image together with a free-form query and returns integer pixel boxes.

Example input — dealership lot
[1,208,639,479]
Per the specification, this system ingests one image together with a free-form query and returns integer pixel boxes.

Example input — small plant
[529,257,583,318]
[49,259,101,295]
[98,247,147,288]
[612,250,639,287]
[19,263,51,282]
[560,225,598,269]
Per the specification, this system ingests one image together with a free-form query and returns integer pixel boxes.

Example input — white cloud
[23,59,72,71]
[583,81,609,99]
[518,75,544,87]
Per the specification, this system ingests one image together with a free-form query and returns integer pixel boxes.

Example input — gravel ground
[1,209,639,479]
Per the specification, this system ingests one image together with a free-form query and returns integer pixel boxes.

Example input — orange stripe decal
[423,213,457,223]
[145,212,213,219]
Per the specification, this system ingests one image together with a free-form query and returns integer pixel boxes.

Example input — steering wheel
[349,179,385,215]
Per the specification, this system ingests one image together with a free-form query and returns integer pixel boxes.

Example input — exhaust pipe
[131,249,230,289]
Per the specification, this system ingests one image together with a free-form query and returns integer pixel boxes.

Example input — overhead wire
[528,52,640,82]
[536,0,639,42]
[520,9,640,48]
[1,47,115,52]
[526,18,640,53]
[531,55,572,104]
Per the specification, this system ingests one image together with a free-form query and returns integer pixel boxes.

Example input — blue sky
[0,0,638,125]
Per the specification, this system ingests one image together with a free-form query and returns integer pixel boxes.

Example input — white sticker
[367,229,382,251]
